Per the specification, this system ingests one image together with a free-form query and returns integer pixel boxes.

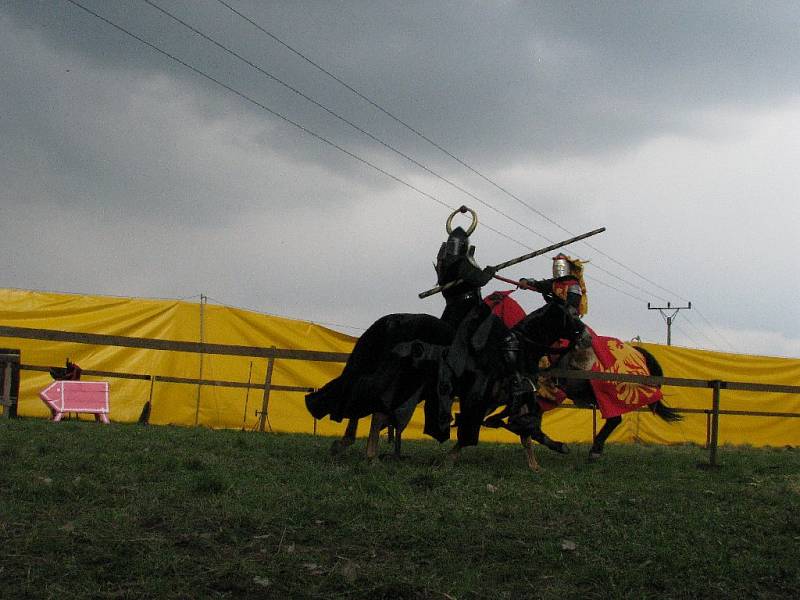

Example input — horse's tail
[651,400,683,422]
[633,346,683,422]
[634,346,663,377]
[304,317,390,420]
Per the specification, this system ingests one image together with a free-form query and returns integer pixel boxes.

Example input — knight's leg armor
[502,331,536,413]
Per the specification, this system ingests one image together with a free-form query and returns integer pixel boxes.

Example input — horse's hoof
[379,452,406,461]
[553,442,570,455]
[330,440,347,455]
[436,455,457,470]
[588,450,602,461]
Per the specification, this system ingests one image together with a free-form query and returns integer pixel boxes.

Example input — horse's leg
[520,435,541,472]
[366,412,389,462]
[530,428,570,454]
[393,427,402,458]
[511,398,567,455]
[444,442,462,465]
[330,418,358,455]
[589,416,622,460]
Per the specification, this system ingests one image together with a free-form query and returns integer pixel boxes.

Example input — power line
[142,0,688,314]
[689,308,738,352]
[63,0,651,305]
[212,0,721,337]
[55,4,434,219]
[67,1,551,255]
[674,314,726,352]
[670,322,701,349]
[211,1,687,297]
[584,275,649,304]
[64,0,732,350]
[142,0,555,246]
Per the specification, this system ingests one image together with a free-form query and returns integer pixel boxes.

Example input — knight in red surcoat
[522,253,587,319]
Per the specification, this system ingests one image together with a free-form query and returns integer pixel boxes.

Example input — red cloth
[551,277,579,302]
[483,290,526,329]
[587,332,663,418]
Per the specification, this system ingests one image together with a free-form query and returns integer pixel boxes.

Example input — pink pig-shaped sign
[39,381,110,423]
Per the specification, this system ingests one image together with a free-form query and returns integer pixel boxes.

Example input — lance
[418,226,606,299]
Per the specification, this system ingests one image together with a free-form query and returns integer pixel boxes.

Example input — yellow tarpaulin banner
[1,288,798,447]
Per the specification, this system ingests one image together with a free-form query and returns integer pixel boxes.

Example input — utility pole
[648,301,691,346]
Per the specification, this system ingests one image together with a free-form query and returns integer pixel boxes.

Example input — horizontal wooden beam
[4,325,799,395]
[0,325,350,363]
[545,368,800,395]
[20,364,314,394]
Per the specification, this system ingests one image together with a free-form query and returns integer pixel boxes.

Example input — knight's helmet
[552,253,573,278]
[436,206,479,279]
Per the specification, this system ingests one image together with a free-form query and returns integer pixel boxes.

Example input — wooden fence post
[137,375,155,425]
[708,380,723,466]
[258,348,277,433]
[1,362,12,418]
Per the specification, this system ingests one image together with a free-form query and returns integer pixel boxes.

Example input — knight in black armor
[421,206,504,443]
[435,206,496,328]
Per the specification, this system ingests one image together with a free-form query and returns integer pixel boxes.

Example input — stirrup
[513,376,536,397]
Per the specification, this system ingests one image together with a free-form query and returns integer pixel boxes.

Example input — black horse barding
[445,298,584,469]
[305,295,585,470]
[305,313,454,460]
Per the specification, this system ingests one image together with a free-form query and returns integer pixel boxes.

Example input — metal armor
[552,253,572,278]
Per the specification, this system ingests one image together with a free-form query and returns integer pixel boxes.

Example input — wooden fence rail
[1,325,799,466]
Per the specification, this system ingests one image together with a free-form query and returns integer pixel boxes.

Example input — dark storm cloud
[225,0,800,162]
[6,0,800,174]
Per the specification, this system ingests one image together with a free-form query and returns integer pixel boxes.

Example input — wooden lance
[418,226,606,299]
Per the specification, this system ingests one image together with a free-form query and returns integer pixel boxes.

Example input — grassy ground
[0,419,798,599]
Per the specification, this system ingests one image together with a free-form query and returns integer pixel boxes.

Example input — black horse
[446,298,584,469]
[549,343,682,459]
[487,340,683,461]
[306,295,585,470]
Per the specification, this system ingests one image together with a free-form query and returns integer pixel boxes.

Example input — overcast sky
[2,0,799,358]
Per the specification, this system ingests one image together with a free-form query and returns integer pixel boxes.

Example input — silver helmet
[552,254,572,278]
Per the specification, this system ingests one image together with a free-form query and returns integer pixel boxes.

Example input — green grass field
[1,419,798,599]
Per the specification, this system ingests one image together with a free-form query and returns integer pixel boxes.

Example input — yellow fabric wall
[1,288,799,447]
[0,289,351,430]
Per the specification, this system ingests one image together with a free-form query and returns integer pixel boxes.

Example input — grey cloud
[6,0,800,172]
